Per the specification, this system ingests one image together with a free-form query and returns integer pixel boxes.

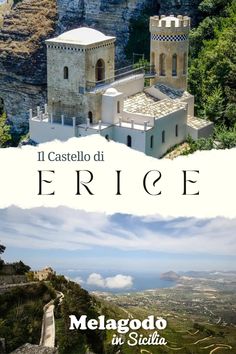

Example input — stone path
[40,291,64,348]
[40,302,55,347]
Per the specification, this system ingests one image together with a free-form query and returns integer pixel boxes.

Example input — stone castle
[0,0,202,130]
[29,15,213,158]
[33,267,55,281]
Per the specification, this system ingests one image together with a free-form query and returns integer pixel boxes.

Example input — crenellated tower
[150,15,190,90]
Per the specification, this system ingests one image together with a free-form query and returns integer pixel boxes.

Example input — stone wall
[0,264,15,275]
[0,275,27,285]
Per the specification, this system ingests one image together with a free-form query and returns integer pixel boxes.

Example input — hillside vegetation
[185,0,236,152]
[189,0,236,124]
[0,283,55,352]
[52,275,126,354]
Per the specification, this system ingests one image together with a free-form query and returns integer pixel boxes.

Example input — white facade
[29,17,213,158]
[102,88,123,125]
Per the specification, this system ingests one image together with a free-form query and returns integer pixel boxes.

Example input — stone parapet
[150,15,190,35]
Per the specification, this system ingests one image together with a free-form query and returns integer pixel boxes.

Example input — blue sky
[0,207,235,276]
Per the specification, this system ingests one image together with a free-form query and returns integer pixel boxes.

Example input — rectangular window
[162,130,165,144]
[150,135,154,149]
[117,101,120,113]
[175,125,178,137]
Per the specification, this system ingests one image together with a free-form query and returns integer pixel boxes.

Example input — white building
[29,15,213,158]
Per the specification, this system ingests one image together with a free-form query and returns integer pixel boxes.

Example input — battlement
[150,15,190,33]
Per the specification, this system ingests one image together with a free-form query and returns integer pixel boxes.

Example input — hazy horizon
[1,206,236,291]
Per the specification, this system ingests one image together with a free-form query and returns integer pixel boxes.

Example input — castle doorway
[96,59,105,82]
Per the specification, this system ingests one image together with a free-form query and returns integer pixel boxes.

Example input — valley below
[94,271,236,353]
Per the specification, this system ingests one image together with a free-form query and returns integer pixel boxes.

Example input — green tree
[204,87,225,121]
[0,244,5,255]
[215,124,236,148]
[225,103,236,126]
[0,112,11,147]
[199,0,232,15]
[12,260,31,275]
[0,243,5,270]
[27,271,35,281]
[125,2,159,61]
[188,0,236,151]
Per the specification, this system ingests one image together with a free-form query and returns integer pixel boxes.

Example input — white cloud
[87,273,133,289]
[0,207,236,257]
[74,276,84,284]
[87,273,105,287]
[105,274,133,289]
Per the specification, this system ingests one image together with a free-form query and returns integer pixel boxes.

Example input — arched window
[151,52,155,66]
[96,59,105,82]
[150,135,154,149]
[127,135,132,147]
[175,124,178,137]
[88,111,93,124]
[162,130,165,143]
[172,54,177,76]
[117,101,120,113]
[183,52,187,75]
[64,66,69,79]
[160,54,166,76]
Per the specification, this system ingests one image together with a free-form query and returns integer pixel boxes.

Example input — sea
[61,270,176,294]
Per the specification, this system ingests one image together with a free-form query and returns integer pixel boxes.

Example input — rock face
[0,0,201,133]
[1,78,47,132]
[10,343,58,354]
[58,0,158,61]
[57,0,201,62]
[0,0,57,132]
[159,0,201,21]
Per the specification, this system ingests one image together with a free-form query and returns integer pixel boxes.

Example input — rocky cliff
[0,0,201,134]
[0,0,57,132]
[58,0,201,62]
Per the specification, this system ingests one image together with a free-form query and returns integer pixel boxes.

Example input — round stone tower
[150,15,190,90]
